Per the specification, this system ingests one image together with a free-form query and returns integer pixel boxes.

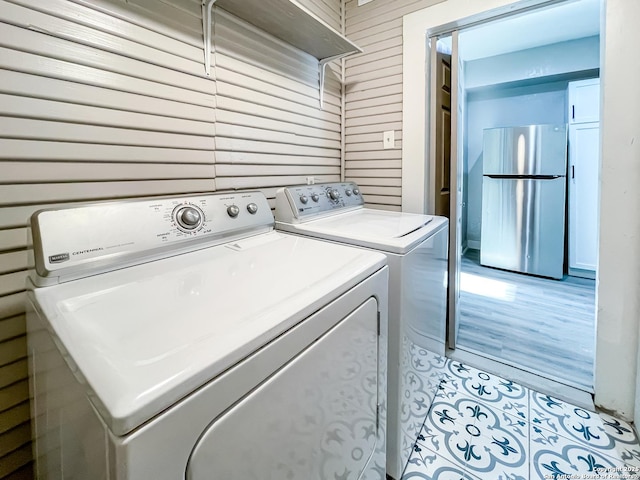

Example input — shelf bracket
[319,53,352,110]
[202,0,218,76]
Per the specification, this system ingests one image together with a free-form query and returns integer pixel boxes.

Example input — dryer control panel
[29,191,274,286]
[275,182,364,223]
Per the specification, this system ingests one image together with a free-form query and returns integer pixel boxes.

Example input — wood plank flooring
[456,249,596,392]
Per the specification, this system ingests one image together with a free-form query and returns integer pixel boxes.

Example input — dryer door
[186,298,380,480]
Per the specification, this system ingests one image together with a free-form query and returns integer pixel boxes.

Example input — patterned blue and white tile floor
[402,360,640,480]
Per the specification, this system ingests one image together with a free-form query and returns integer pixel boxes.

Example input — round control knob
[300,195,309,204]
[353,188,360,196]
[227,205,240,218]
[311,194,319,202]
[328,189,340,201]
[345,189,352,196]
[176,206,201,230]
[247,203,258,214]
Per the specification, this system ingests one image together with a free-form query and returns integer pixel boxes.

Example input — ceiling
[457,0,601,61]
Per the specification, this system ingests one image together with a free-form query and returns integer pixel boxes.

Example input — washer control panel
[30,191,273,286]
[275,182,364,223]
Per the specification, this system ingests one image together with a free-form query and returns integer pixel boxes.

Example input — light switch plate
[383,130,395,149]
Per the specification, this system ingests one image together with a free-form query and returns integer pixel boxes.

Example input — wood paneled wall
[343,0,443,211]
[0,0,342,477]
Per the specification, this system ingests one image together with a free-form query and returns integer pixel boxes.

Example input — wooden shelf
[202,0,362,107]
[214,0,361,60]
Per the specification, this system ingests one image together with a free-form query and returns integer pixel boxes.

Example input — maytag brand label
[49,253,70,264]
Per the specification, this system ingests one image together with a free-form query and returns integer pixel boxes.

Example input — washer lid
[29,232,386,436]
[277,209,448,254]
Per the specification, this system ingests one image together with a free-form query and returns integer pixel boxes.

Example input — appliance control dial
[353,188,360,196]
[227,205,240,218]
[300,195,309,204]
[327,188,340,202]
[311,194,319,202]
[246,203,258,214]
[345,189,352,196]
[175,206,202,230]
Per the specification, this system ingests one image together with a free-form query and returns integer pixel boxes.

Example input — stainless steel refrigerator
[480,124,568,280]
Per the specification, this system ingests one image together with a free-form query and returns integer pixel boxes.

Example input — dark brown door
[435,52,452,218]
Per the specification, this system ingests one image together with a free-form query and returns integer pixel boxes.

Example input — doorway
[426,0,602,395]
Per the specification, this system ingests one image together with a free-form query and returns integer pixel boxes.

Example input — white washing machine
[26,191,389,480]
[275,182,448,480]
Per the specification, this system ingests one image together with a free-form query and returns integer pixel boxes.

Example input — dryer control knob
[328,189,340,201]
[311,194,319,202]
[300,195,309,204]
[246,203,258,214]
[176,207,201,230]
[353,188,360,196]
[227,205,240,218]
[345,189,352,196]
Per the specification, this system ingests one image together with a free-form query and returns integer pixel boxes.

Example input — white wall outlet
[306,176,315,185]
[383,130,395,149]
[357,0,373,5]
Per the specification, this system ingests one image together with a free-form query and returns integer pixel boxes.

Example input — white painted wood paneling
[0,316,25,343]
[9,0,201,55]
[0,229,26,252]
[0,162,215,183]
[0,422,30,458]
[0,361,27,391]
[0,140,214,164]
[0,94,215,135]
[216,111,341,141]
[215,151,340,166]
[0,0,217,474]
[0,180,216,206]
[0,118,215,149]
[0,443,31,479]
[0,381,28,420]
[213,7,343,194]
[0,252,27,275]
[344,0,442,210]
[297,0,341,29]
[0,70,215,121]
[0,337,25,368]
[0,1,203,72]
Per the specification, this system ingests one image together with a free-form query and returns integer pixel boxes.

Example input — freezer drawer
[480,176,566,279]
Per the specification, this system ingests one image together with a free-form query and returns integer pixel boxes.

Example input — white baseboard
[467,239,480,250]
[569,267,596,279]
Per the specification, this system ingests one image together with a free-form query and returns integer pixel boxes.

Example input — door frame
[400,0,640,423]
[403,0,570,351]
[401,0,571,214]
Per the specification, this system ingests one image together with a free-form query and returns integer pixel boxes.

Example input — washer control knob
[227,205,240,218]
[176,207,201,230]
[345,189,352,196]
[328,189,340,201]
[311,194,319,202]
[353,188,360,196]
[300,195,309,204]
[247,203,258,214]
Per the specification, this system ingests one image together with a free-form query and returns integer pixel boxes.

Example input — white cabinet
[568,78,600,124]
[567,78,600,278]
[568,122,599,276]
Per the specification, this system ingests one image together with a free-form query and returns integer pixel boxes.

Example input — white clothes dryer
[26,191,389,480]
[275,182,448,480]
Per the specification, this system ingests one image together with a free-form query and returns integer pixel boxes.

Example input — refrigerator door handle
[484,174,564,180]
